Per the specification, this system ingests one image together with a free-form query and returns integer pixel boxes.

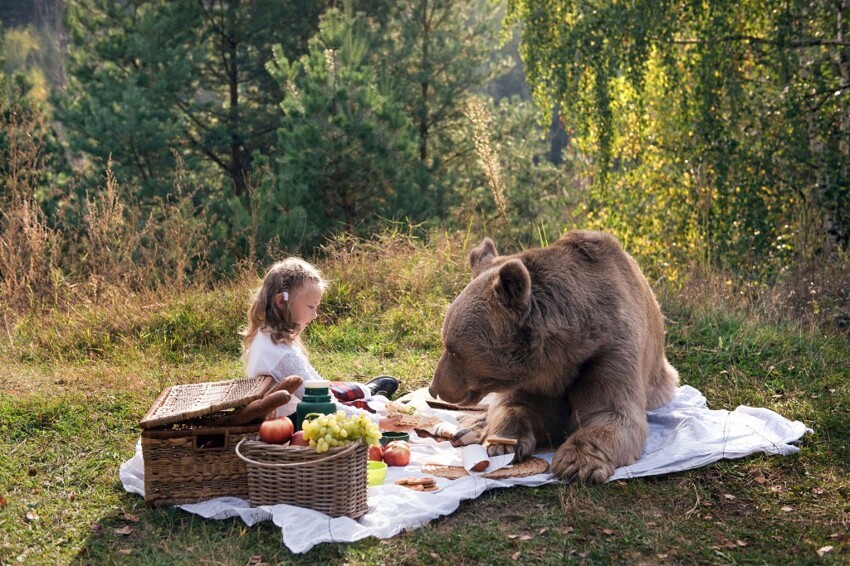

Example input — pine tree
[59,0,330,202]
[264,7,417,247]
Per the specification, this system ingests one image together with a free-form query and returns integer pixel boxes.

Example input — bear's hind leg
[646,358,679,410]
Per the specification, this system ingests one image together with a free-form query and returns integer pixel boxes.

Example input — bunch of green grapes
[301,411,381,453]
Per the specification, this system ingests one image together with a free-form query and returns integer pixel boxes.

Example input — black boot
[365,375,399,398]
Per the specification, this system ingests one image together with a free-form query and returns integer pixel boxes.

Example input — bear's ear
[470,237,498,278]
[491,259,531,312]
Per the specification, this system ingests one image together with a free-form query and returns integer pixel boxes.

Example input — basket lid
[139,375,275,430]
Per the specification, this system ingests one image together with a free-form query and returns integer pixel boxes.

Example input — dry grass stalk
[136,152,212,292]
[0,108,62,314]
[466,96,508,218]
[83,157,141,295]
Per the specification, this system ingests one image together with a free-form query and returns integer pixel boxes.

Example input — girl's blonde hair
[241,257,328,354]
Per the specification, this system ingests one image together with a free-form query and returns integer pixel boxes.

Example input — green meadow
[2,233,847,564]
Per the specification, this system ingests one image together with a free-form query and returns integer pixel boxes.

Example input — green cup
[379,431,409,446]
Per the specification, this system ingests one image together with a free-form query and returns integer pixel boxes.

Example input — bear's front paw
[551,432,615,483]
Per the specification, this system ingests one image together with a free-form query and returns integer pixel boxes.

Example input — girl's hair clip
[282,291,289,301]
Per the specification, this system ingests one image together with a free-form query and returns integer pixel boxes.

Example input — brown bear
[429,230,679,482]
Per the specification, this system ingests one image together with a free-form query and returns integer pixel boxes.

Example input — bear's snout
[430,356,475,404]
[428,358,480,405]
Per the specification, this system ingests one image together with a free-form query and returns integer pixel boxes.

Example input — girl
[241,257,408,430]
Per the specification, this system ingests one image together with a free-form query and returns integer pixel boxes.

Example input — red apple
[259,416,294,444]
[368,444,384,462]
[382,440,411,467]
[290,430,309,446]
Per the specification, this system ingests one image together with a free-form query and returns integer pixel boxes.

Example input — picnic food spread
[385,400,443,429]
[140,375,548,517]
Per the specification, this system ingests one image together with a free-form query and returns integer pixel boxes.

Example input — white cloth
[120,385,810,554]
[244,331,377,421]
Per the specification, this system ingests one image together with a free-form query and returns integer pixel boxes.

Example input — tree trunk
[227,2,246,197]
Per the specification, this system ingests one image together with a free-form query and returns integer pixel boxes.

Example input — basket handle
[235,436,363,468]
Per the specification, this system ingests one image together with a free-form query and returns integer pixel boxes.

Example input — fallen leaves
[712,539,748,551]
[508,526,555,542]
[816,546,833,557]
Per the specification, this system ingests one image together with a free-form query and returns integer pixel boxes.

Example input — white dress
[244,330,378,420]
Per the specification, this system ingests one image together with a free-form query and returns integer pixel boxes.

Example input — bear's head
[429,238,532,406]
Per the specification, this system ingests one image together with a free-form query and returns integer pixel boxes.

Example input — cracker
[392,414,443,429]
[485,436,518,446]
[395,476,436,487]
[395,476,438,491]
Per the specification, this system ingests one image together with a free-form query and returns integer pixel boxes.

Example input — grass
[1,234,849,564]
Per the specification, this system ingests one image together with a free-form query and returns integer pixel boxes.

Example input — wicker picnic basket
[139,375,275,507]
[235,436,369,519]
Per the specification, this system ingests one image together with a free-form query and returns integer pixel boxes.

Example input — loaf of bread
[266,374,303,396]
[223,390,292,425]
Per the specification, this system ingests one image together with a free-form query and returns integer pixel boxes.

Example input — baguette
[267,374,303,395]
[224,390,292,425]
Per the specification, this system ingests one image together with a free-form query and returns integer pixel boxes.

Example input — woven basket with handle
[236,436,369,519]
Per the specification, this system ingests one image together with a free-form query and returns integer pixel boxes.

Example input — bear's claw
[485,442,515,457]
[551,434,615,483]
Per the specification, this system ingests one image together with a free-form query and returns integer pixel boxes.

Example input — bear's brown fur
[429,230,679,482]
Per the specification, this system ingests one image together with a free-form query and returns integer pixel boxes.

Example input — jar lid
[304,380,329,389]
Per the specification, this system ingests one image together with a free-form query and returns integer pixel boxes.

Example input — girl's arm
[266,349,319,416]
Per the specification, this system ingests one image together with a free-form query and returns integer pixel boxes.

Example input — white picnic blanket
[120,385,810,553]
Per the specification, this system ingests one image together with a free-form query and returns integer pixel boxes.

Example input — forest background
[1,0,849,326]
